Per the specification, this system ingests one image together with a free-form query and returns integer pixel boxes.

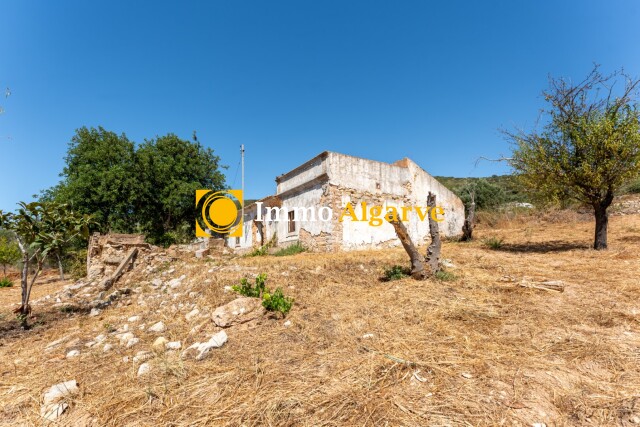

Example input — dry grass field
[1,211,639,426]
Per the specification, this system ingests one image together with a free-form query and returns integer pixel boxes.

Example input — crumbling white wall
[228,151,465,252]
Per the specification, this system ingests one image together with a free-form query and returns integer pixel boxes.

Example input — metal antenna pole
[241,144,245,224]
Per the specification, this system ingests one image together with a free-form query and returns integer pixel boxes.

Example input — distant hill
[435,174,530,205]
[435,174,640,208]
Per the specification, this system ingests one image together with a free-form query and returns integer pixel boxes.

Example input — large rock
[41,380,79,421]
[211,297,266,328]
[148,321,166,333]
[182,330,228,360]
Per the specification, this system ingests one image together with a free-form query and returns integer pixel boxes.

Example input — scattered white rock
[137,362,151,376]
[133,351,153,363]
[461,372,473,379]
[168,275,186,289]
[84,341,96,348]
[43,380,79,405]
[185,308,200,321]
[128,315,141,322]
[89,308,101,317]
[45,336,69,352]
[126,338,140,348]
[151,278,163,287]
[362,333,374,339]
[212,297,265,327]
[41,402,69,421]
[441,259,456,268]
[122,356,130,363]
[148,321,166,333]
[532,424,547,427]
[283,320,292,327]
[182,330,228,360]
[103,343,113,352]
[166,341,182,350]
[118,332,134,344]
[66,350,80,359]
[223,285,233,293]
[94,334,106,343]
[152,337,168,350]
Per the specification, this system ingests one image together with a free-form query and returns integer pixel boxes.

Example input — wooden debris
[519,278,565,292]
[100,248,138,291]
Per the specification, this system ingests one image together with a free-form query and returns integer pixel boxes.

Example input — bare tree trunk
[388,219,428,280]
[426,192,441,273]
[461,201,475,241]
[15,239,31,328]
[593,205,609,250]
[593,192,613,250]
[56,252,65,280]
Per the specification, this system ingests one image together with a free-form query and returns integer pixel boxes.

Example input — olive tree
[507,66,640,250]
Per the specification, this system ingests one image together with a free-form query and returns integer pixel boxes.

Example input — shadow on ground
[494,240,590,253]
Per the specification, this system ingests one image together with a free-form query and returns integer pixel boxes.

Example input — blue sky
[1,1,639,211]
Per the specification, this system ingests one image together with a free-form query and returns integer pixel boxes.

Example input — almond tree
[507,66,640,250]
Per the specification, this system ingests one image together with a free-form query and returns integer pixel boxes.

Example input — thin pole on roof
[241,144,245,225]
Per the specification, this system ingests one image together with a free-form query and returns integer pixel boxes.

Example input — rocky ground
[0,212,639,426]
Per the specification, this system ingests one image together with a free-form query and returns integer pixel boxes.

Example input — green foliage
[247,245,269,257]
[0,202,94,319]
[508,67,640,209]
[437,175,530,206]
[0,234,20,276]
[273,242,306,257]
[482,236,504,249]
[434,270,457,282]
[136,133,226,242]
[262,288,294,316]
[0,277,13,287]
[232,273,268,298]
[455,179,508,210]
[622,177,640,194]
[384,265,409,281]
[231,273,294,316]
[42,127,226,242]
[42,126,140,233]
[65,248,88,280]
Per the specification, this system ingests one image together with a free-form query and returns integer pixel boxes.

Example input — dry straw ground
[1,211,639,426]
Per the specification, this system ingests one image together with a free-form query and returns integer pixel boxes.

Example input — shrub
[65,248,88,280]
[483,236,504,249]
[624,177,640,194]
[247,245,268,257]
[231,273,294,316]
[455,179,508,210]
[273,242,306,257]
[435,270,457,282]
[232,273,267,298]
[384,265,409,281]
[262,288,294,316]
[0,277,13,288]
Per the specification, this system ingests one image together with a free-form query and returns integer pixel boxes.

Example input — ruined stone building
[227,151,465,252]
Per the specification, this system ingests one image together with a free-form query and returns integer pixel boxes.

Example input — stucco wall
[228,151,465,252]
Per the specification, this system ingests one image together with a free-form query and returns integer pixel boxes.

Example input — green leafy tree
[43,126,141,233]
[455,179,507,210]
[43,128,226,245]
[507,66,640,250]
[135,132,226,244]
[0,233,21,277]
[0,202,92,327]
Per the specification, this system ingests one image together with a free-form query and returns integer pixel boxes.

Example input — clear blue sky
[1,1,639,211]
